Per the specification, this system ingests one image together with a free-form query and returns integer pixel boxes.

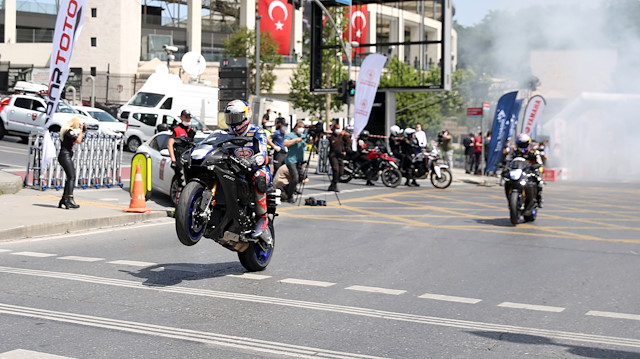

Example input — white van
[118,73,219,151]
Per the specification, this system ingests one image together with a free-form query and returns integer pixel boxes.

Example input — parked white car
[73,106,126,135]
[135,130,209,204]
[0,93,99,141]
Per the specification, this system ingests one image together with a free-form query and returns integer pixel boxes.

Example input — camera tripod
[295,140,341,206]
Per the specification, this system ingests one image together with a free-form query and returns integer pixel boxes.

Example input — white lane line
[498,302,565,313]
[1,266,640,349]
[586,311,640,321]
[57,256,104,262]
[227,273,271,280]
[280,278,336,287]
[0,249,12,253]
[161,265,202,273]
[11,251,57,258]
[418,293,482,304]
[0,303,389,359]
[345,285,406,296]
[107,260,157,267]
[0,349,76,359]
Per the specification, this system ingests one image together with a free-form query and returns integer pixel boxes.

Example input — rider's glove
[238,154,265,171]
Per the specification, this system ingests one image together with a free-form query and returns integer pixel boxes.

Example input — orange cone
[124,162,152,213]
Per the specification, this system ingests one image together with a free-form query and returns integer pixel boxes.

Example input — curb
[0,171,23,195]
[0,211,171,241]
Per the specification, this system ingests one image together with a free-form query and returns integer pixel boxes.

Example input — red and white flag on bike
[351,53,387,151]
[41,0,87,171]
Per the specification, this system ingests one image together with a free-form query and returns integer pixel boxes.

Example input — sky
[452,0,602,27]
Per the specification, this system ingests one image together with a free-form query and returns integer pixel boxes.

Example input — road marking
[418,293,482,304]
[0,249,12,253]
[0,303,389,359]
[57,256,104,262]
[161,265,202,273]
[11,251,56,258]
[345,285,406,295]
[1,266,639,350]
[498,302,565,313]
[0,349,75,359]
[279,278,336,287]
[586,311,640,321]
[226,273,271,280]
[27,219,174,240]
[107,260,157,267]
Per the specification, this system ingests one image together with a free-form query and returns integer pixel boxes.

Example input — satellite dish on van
[182,51,206,77]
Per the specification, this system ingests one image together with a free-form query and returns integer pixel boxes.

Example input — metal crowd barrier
[25,132,125,191]
[316,138,330,174]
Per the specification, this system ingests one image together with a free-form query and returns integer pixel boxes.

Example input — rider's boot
[411,179,419,187]
[253,214,269,237]
[366,180,375,186]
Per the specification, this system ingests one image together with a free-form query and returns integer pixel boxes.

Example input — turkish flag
[259,0,292,55]
[343,5,368,55]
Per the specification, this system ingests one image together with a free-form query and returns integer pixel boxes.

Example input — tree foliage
[223,27,283,94]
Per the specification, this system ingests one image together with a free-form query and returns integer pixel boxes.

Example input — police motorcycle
[401,139,453,189]
[501,134,543,225]
[174,129,279,272]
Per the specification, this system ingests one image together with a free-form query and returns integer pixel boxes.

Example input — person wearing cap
[168,109,196,191]
[271,117,288,173]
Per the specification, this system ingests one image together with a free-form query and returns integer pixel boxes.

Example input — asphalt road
[1,178,639,358]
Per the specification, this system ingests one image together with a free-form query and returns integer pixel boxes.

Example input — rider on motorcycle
[168,109,196,188]
[223,99,273,237]
[401,128,420,187]
[355,130,376,186]
[513,133,544,208]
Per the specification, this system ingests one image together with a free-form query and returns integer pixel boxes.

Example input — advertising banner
[351,53,386,150]
[259,0,293,55]
[521,95,546,140]
[486,91,518,173]
[41,0,87,171]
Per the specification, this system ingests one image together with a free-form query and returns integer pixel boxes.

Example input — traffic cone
[124,162,152,213]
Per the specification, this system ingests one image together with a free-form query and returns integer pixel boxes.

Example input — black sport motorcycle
[174,132,279,271]
[501,157,542,225]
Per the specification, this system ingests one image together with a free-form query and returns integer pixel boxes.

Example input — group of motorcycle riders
[167,99,546,239]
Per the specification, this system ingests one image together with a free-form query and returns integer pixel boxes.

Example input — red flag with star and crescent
[259,0,292,55]
[343,5,368,55]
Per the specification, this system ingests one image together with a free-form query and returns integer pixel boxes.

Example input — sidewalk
[0,171,172,241]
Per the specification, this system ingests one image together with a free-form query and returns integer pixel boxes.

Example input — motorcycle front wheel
[381,167,402,188]
[238,221,275,272]
[509,191,521,225]
[430,168,452,189]
[175,181,206,246]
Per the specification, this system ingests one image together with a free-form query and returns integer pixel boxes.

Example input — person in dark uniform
[167,109,196,188]
[58,116,87,209]
[327,121,351,192]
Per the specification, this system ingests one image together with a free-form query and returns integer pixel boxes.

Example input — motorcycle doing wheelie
[501,157,542,225]
[339,148,403,187]
[174,132,279,271]
[402,143,453,189]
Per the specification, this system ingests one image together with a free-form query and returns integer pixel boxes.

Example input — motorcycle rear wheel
[238,221,275,272]
[509,191,521,225]
[430,168,452,189]
[175,181,206,246]
[381,167,402,188]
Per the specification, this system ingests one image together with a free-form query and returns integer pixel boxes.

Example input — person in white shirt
[414,124,428,150]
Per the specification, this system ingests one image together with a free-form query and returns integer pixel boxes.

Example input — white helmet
[390,125,401,136]
[404,127,415,136]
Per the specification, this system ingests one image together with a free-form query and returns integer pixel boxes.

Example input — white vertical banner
[521,95,546,139]
[351,53,387,150]
[41,0,87,171]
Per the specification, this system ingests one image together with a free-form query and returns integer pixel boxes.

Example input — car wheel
[48,125,61,133]
[0,121,5,140]
[127,137,141,152]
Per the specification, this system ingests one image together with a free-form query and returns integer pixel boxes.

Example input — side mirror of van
[160,149,170,157]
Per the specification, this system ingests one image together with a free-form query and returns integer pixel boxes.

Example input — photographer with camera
[438,129,453,169]
[283,121,308,203]
[327,121,351,192]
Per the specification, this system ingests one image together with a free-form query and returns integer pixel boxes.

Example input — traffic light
[287,0,301,10]
[347,80,355,97]
[338,80,348,104]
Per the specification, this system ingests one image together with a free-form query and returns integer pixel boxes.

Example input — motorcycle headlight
[509,169,523,181]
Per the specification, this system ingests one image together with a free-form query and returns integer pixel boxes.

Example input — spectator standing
[327,122,351,192]
[484,131,492,174]
[262,108,272,126]
[283,121,307,203]
[414,124,428,151]
[271,117,288,173]
[439,129,453,169]
[463,133,474,174]
[473,132,483,175]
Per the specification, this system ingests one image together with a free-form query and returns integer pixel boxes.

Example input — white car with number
[135,130,209,204]
[73,106,126,135]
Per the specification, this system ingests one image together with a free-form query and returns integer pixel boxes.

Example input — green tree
[223,27,283,94]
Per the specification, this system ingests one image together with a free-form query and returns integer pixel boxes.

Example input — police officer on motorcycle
[513,133,544,208]
[224,100,273,237]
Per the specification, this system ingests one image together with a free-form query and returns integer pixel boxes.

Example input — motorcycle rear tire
[524,209,537,222]
[338,172,353,183]
[238,222,275,272]
[175,181,206,246]
[430,168,452,189]
[381,167,402,188]
[509,191,520,225]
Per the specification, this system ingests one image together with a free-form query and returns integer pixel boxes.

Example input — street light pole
[256,15,261,96]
